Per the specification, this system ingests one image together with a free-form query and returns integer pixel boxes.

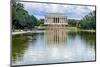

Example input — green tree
[80,10,96,30]
[12,1,39,31]
[68,19,79,27]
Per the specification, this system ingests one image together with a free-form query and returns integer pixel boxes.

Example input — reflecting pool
[12,29,96,66]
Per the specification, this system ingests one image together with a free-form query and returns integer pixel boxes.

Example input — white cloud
[20,0,96,5]
[20,1,95,20]
[34,15,45,19]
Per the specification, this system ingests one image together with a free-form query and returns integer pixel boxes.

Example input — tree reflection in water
[12,33,38,63]
[77,31,96,49]
[12,34,29,63]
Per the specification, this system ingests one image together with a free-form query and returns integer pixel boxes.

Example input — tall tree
[80,10,96,30]
[12,1,39,30]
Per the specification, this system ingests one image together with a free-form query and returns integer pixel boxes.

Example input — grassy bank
[66,27,96,32]
[12,26,96,34]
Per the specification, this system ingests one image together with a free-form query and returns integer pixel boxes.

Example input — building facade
[44,13,68,25]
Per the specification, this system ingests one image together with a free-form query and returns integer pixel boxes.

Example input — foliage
[68,19,79,27]
[12,1,42,31]
[79,11,96,30]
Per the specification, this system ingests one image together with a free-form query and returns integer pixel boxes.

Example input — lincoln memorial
[44,13,68,26]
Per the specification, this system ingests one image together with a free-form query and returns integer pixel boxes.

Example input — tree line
[68,19,80,27]
[12,1,43,31]
[68,10,96,30]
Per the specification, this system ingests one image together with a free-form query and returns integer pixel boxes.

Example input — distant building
[44,13,68,26]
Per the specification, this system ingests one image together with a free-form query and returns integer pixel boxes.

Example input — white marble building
[44,13,68,25]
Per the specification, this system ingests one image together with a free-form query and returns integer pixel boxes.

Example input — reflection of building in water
[44,13,68,27]
[45,28,67,47]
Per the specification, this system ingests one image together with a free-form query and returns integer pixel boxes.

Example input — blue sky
[20,2,95,20]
